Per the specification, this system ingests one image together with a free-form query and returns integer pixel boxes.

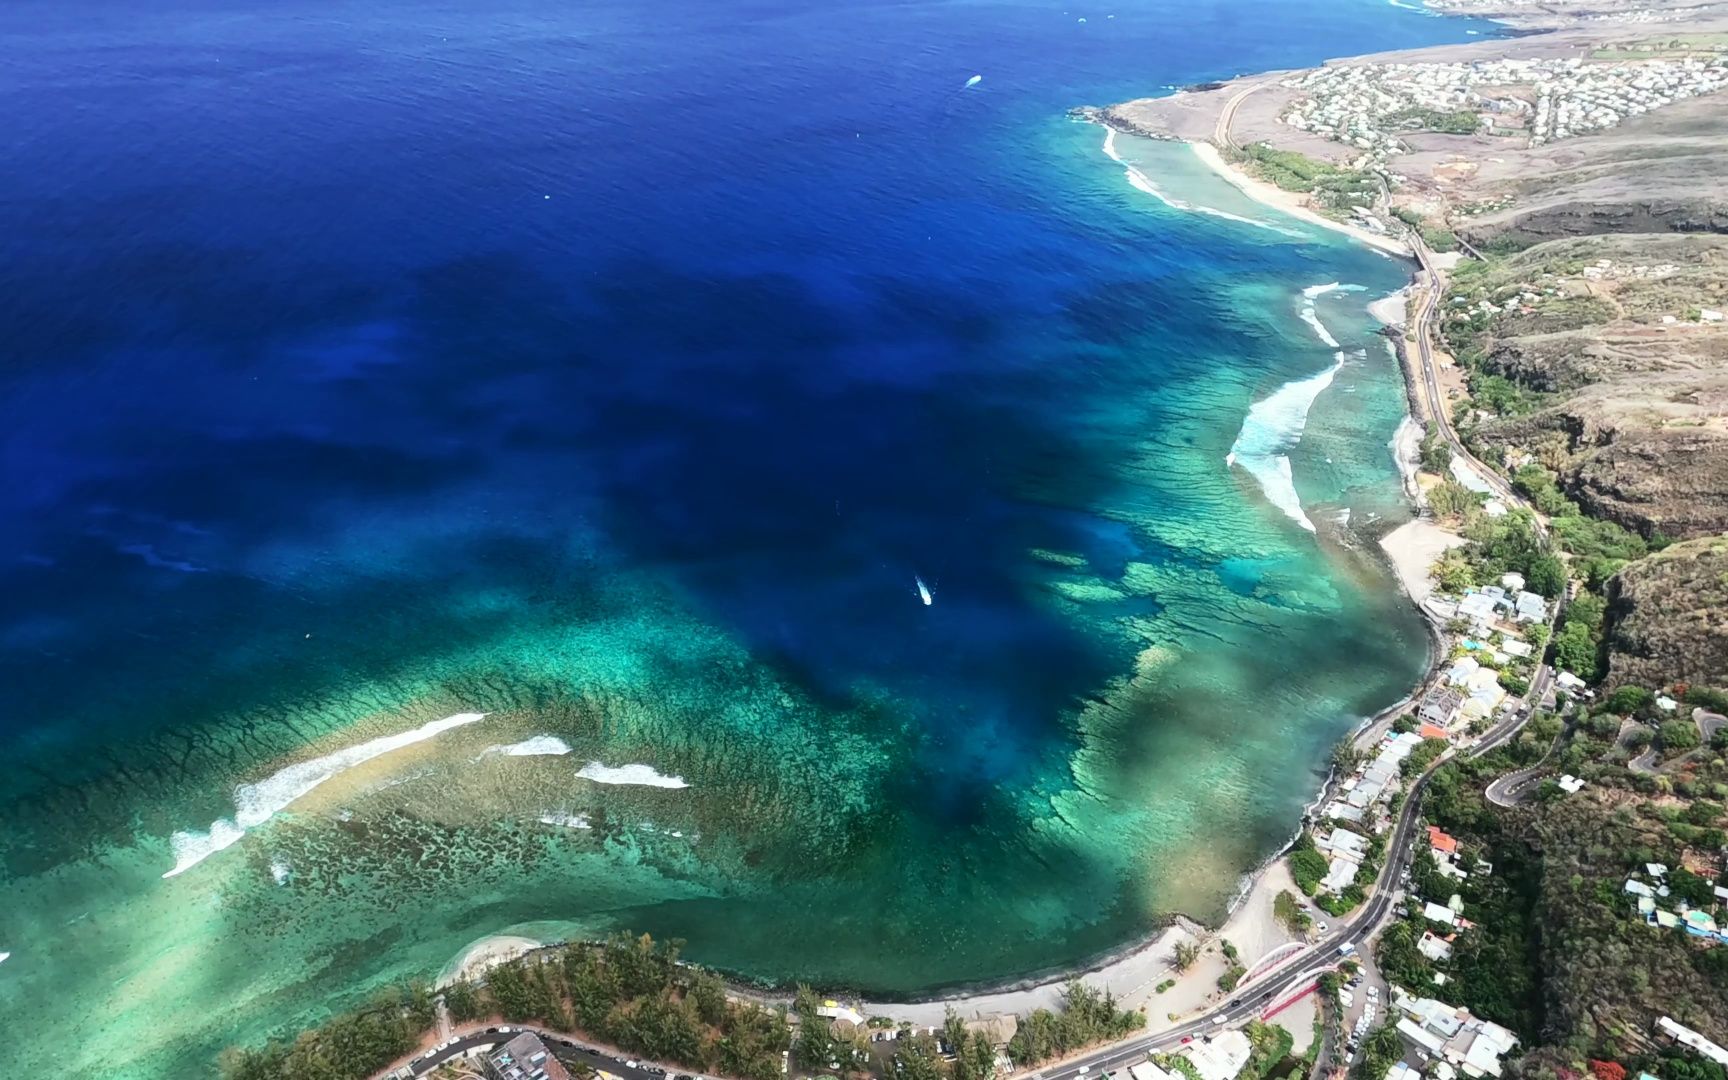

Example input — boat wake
[1226,355,1345,533]
[1102,128,1300,236]
[162,712,487,879]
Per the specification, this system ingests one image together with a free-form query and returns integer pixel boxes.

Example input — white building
[1184,1029,1254,1080]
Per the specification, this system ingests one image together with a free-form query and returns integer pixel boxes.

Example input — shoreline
[1187,142,1414,258]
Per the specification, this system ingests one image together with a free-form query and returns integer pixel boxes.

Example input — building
[1320,829,1371,859]
[1428,826,1459,857]
[1418,931,1454,962]
[1499,573,1525,592]
[1656,1017,1728,1067]
[1513,592,1547,624]
[486,1032,572,1080]
[1557,775,1586,794]
[1132,1061,1185,1080]
[817,1001,866,1026]
[1500,639,1532,659]
[1390,987,1519,1078]
[1323,857,1362,894]
[1420,686,1465,729]
[1185,1029,1254,1080]
[1423,901,1458,928]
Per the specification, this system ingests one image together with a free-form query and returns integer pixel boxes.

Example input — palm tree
[1172,941,1201,973]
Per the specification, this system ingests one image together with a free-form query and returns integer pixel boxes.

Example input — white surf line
[575,762,689,789]
[1226,355,1346,533]
[1101,127,1302,235]
[538,811,593,830]
[163,712,487,879]
[477,734,572,758]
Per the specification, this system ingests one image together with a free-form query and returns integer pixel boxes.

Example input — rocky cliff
[1602,535,1728,689]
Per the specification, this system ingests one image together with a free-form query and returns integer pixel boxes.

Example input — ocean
[0,0,1494,1073]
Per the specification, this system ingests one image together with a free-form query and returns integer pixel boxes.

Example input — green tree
[1526,553,1567,599]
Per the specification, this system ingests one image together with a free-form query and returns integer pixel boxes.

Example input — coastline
[1187,142,1414,258]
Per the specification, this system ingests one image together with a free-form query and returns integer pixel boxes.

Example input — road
[1697,708,1727,746]
[1408,239,1545,539]
[1214,84,1260,149]
[1027,751,1452,1080]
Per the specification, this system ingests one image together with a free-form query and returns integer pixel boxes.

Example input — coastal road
[395,748,1458,1080]
[1409,239,1544,538]
[1214,84,1260,149]
[1027,751,1453,1080]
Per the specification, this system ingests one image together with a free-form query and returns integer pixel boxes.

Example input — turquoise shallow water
[0,0,1495,1074]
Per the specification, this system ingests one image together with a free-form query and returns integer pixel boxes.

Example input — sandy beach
[439,933,545,988]
[1379,517,1466,608]
[1188,143,1413,258]
[861,858,1304,1031]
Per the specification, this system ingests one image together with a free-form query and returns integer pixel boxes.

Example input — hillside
[1603,535,1728,689]
[1439,233,1728,539]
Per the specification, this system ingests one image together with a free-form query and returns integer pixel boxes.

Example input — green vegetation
[1232,143,1380,215]
[219,982,437,1080]
[1238,1021,1295,1080]
[220,934,793,1080]
[1274,890,1313,934]
[1005,981,1145,1067]
[1554,591,1607,682]
[1383,106,1484,136]
[1352,1024,1404,1080]
[1289,832,1330,896]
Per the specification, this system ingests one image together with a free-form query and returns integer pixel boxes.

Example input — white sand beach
[1379,517,1466,607]
[439,933,544,988]
[1368,289,1409,326]
[1189,143,1413,258]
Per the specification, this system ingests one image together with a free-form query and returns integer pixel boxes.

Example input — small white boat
[915,576,933,605]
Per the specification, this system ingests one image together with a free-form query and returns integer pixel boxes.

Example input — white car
[1366,987,1379,999]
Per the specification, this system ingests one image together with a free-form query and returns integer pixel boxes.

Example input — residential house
[486,1033,572,1080]
[1184,1028,1254,1080]
[1655,1018,1728,1067]
[1320,830,1370,859]
[1132,1062,1183,1080]
[1513,592,1546,624]
[1419,686,1465,729]
[1423,901,1459,928]
[1418,931,1454,962]
[1323,857,1362,894]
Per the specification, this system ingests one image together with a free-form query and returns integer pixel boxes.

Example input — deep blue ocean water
[0,0,1496,1073]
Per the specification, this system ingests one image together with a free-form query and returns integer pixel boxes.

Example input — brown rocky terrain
[1602,533,1728,687]
[1445,234,1728,538]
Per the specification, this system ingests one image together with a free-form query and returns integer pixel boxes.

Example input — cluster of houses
[1623,865,1728,943]
[1275,53,1728,161]
[1384,987,1520,1079]
[1316,731,1440,893]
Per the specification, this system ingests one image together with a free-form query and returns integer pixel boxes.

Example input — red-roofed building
[1428,826,1459,855]
[1418,723,1450,740]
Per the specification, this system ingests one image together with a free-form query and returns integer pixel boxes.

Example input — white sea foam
[1299,282,1344,347]
[479,735,572,758]
[0,951,10,966]
[538,812,593,830]
[163,712,486,879]
[1226,355,1345,532]
[576,762,689,789]
[1101,128,1297,234]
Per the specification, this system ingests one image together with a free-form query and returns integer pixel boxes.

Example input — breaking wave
[1226,355,1346,533]
[1102,128,1294,234]
[575,761,689,789]
[163,712,487,878]
[479,735,572,758]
